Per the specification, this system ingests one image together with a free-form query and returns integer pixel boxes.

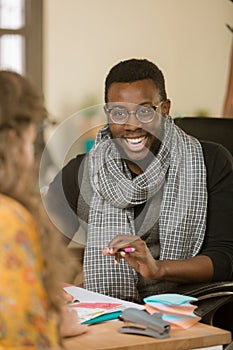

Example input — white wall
[43,0,233,120]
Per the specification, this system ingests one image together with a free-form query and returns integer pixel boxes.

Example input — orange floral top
[0,194,59,349]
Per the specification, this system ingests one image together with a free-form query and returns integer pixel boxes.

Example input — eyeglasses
[104,102,163,124]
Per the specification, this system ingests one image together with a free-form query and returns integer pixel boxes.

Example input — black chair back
[173,117,233,343]
[174,117,233,156]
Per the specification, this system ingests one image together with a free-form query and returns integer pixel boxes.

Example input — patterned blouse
[0,194,59,349]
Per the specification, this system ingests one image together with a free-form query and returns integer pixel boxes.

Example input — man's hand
[102,234,160,279]
[102,235,214,283]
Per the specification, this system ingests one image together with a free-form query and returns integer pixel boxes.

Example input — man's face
[106,79,168,167]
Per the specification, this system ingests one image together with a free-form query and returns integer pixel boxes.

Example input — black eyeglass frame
[104,101,164,124]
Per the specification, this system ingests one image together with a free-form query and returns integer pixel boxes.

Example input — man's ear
[162,99,171,118]
[103,105,110,123]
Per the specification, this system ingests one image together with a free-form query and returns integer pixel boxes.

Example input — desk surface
[63,320,231,350]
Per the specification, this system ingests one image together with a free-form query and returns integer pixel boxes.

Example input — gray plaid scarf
[83,116,207,302]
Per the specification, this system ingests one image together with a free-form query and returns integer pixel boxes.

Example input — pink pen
[119,247,135,253]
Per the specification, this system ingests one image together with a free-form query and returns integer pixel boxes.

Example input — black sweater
[45,141,233,281]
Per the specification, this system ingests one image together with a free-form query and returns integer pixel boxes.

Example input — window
[0,0,43,91]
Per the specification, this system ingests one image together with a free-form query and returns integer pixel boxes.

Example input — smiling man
[45,59,233,303]
[104,79,166,174]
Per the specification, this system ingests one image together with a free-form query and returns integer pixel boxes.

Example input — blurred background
[1,0,232,117]
[43,0,233,120]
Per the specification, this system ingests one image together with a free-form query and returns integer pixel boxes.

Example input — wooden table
[63,320,231,350]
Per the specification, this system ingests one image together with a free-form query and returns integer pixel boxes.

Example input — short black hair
[104,58,167,102]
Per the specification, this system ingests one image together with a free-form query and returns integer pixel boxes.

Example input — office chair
[173,116,233,346]
[174,116,233,156]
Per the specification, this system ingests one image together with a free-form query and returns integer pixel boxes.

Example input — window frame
[0,0,43,91]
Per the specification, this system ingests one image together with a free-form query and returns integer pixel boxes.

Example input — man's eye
[112,109,127,117]
[140,107,151,114]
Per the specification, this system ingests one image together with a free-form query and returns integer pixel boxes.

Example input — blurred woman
[0,70,87,348]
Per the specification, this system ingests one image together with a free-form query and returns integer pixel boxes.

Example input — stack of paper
[63,285,145,325]
[70,302,124,324]
[144,294,201,330]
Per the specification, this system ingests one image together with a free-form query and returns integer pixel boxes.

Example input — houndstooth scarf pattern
[83,116,207,302]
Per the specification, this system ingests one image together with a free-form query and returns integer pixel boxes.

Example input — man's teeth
[126,137,145,144]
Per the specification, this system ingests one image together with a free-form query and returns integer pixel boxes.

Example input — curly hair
[0,71,79,324]
[104,58,167,102]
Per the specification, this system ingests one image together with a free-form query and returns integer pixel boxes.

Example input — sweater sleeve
[200,142,233,280]
[44,154,86,240]
[0,196,58,347]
